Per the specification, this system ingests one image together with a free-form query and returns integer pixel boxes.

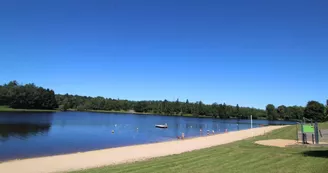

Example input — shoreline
[0,108,58,113]
[0,106,298,122]
[0,125,286,173]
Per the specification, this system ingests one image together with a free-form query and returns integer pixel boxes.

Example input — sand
[255,139,328,148]
[255,139,297,147]
[0,125,285,173]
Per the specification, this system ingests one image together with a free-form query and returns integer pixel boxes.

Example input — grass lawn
[71,123,328,173]
[0,105,57,112]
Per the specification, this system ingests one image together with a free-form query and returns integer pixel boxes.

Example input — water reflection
[0,112,53,141]
[0,123,51,141]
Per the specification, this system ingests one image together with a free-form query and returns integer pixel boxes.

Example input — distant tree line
[55,94,267,119]
[1,81,327,121]
[266,101,328,122]
[0,81,57,109]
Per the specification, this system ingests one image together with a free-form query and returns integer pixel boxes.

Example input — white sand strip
[0,125,285,173]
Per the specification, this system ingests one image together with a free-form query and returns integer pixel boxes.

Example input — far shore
[0,125,285,173]
[0,106,58,113]
[0,106,297,122]
[0,106,300,121]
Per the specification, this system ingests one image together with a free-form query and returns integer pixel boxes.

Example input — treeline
[266,102,328,122]
[56,93,327,121]
[56,94,267,119]
[1,81,327,121]
[0,81,57,109]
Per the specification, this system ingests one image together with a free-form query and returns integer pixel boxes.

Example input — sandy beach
[0,125,285,173]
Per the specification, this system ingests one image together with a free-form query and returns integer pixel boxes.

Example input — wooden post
[301,123,305,144]
[314,122,319,144]
[296,123,298,143]
[312,134,314,144]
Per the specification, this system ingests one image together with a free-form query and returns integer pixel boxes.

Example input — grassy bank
[71,123,328,173]
[0,106,58,112]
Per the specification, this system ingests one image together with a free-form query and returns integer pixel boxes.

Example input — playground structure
[296,118,328,145]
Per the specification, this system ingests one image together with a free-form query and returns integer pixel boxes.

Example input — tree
[174,99,181,115]
[222,103,228,119]
[326,99,328,120]
[277,105,288,120]
[198,101,205,115]
[211,103,219,118]
[0,81,57,110]
[183,99,191,114]
[304,101,326,122]
[236,104,240,118]
[266,104,278,120]
[288,106,304,120]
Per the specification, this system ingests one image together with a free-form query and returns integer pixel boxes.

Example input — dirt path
[0,126,285,173]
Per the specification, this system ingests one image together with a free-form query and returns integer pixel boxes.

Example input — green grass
[70,122,328,173]
[0,105,58,112]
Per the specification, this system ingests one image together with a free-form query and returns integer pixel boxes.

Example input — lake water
[0,112,295,162]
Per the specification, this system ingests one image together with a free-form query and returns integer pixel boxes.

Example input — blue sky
[0,0,327,109]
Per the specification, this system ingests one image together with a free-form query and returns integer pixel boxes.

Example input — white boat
[155,123,168,128]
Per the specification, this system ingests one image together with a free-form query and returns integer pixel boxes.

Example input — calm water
[0,112,295,161]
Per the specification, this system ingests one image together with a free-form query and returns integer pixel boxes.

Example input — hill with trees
[1,81,327,121]
[0,81,57,109]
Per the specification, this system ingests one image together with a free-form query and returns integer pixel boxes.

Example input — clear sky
[0,0,327,109]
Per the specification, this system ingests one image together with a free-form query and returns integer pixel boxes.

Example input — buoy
[112,130,114,133]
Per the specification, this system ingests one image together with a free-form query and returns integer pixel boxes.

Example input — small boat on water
[155,123,168,128]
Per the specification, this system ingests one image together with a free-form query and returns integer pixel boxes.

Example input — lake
[0,112,295,162]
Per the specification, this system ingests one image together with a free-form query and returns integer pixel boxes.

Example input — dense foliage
[1,81,327,121]
[303,101,326,121]
[55,94,266,119]
[0,81,57,109]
